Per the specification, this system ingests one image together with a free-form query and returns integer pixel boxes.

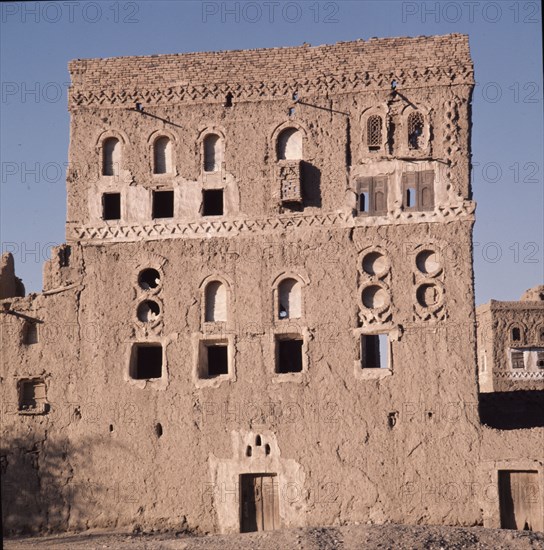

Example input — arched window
[203,134,222,172]
[154,136,172,174]
[205,281,227,322]
[511,326,522,342]
[278,278,301,319]
[408,111,424,150]
[102,137,120,176]
[366,115,382,151]
[277,128,302,160]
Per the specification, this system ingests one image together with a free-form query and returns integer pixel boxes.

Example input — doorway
[240,474,280,532]
[499,470,542,531]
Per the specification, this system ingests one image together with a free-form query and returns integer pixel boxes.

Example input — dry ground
[4,524,544,550]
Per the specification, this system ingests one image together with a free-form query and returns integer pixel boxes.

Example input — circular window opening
[361,285,388,309]
[137,300,161,322]
[138,268,161,290]
[416,283,440,307]
[416,250,440,274]
[362,251,388,276]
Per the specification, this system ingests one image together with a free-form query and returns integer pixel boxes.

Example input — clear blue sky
[1,1,542,304]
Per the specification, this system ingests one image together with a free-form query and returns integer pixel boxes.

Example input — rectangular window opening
[203,189,224,216]
[357,177,387,216]
[206,344,229,377]
[276,336,303,374]
[130,343,163,380]
[402,170,434,211]
[23,321,38,345]
[152,190,174,219]
[102,192,121,220]
[510,349,525,369]
[361,334,389,369]
[18,378,48,413]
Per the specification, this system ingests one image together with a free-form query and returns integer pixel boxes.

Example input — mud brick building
[1,34,542,535]
[478,287,544,393]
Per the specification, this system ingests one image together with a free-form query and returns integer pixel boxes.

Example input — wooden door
[240,474,279,532]
[499,471,542,531]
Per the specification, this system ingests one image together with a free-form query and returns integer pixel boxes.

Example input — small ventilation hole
[155,423,163,438]
[109,424,114,433]
[255,435,262,446]
[246,446,252,457]
[265,444,271,456]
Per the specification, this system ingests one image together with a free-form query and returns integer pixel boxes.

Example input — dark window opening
[276,337,303,374]
[137,300,160,323]
[58,245,71,267]
[246,446,252,457]
[18,378,48,413]
[512,327,521,341]
[203,189,224,216]
[206,344,229,377]
[255,435,262,446]
[23,321,38,345]
[265,444,271,455]
[537,351,544,368]
[130,344,163,380]
[102,193,121,220]
[155,423,163,438]
[361,334,388,369]
[138,268,161,290]
[359,191,369,213]
[152,190,174,219]
[225,92,233,107]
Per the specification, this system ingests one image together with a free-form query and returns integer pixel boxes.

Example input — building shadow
[479,390,544,430]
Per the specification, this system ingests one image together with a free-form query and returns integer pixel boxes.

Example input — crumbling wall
[0,252,25,299]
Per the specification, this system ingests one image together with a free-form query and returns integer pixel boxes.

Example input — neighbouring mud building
[1,34,543,535]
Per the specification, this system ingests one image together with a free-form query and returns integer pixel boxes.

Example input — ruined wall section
[0,253,25,299]
[0,286,83,533]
